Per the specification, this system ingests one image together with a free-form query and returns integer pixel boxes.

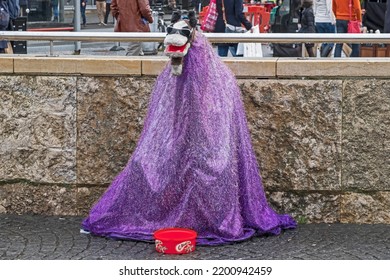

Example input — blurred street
[20,3,273,57]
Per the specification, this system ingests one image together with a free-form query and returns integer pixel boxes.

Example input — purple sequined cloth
[82,33,296,245]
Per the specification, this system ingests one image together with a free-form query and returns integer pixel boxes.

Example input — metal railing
[2,31,390,56]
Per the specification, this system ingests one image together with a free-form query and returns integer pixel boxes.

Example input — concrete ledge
[3,56,390,77]
[0,57,14,73]
[277,58,390,78]
[76,57,142,76]
[141,57,169,76]
[12,57,142,76]
[14,57,78,74]
[224,58,277,78]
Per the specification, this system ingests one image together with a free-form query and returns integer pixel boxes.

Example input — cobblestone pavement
[0,214,389,260]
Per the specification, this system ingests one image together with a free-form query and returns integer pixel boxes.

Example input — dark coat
[0,0,9,49]
[111,0,153,32]
[6,0,19,20]
[385,0,390,33]
[214,0,252,33]
[299,7,316,33]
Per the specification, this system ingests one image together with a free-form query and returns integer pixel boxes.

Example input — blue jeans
[334,19,360,57]
[81,5,86,25]
[217,26,242,57]
[315,22,335,55]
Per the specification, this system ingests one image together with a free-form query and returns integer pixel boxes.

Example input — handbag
[347,0,361,33]
[201,0,218,32]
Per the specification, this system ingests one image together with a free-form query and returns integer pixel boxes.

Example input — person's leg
[229,43,239,57]
[218,44,229,57]
[306,44,316,57]
[351,44,360,57]
[52,5,59,21]
[102,3,107,23]
[334,20,347,57]
[126,42,142,56]
[104,3,110,24]
[81,6,86,25]
[318,22,336,57]
[98,2,105,24]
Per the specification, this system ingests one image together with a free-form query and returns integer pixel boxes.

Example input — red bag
[347,0,361,33]
[348,20,361,33]
[201,0,218,32]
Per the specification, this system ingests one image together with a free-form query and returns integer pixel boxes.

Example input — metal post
[74,0,81,53]
[50,40,54,56]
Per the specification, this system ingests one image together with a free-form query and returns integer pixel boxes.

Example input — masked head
[164,10,197,76]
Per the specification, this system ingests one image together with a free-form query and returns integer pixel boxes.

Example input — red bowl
[153,228,197,254]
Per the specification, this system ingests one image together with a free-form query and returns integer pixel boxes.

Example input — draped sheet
[82,33,296,245]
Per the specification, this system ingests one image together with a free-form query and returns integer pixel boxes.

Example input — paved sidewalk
[0,214,389,260]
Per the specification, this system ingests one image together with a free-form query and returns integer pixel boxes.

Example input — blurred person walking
[332,0,362,57]
[214,0,253,57]
[96,0,106,25]
[1,0,20,53]
[104,0,113,24]
[111,0,153,56]
[81,0,87,26]
[314,0,336,57]
[299,0,316,57]
[0,0,9,53]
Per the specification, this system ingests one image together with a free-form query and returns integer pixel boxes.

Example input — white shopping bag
[237,25,263,57]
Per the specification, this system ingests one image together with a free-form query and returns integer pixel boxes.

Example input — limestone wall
[0,56,389,223]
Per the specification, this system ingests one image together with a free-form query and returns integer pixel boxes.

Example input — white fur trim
[171,64,183,76]
[164,34,188,47]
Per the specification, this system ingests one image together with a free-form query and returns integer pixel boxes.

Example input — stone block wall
[0,56,389,223]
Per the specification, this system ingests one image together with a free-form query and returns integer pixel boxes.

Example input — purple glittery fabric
[82,32,296,245]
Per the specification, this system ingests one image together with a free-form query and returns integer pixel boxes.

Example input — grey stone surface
[240,80,342,192]
[341,192,390,224]
[0,184,109,216]
[1,75,389,224]
[0,76,77,183]
[0,214,389,260]
[76,77,153,184]
[342,80,390,191]
[267,191,340,223]
[0,184,79,215]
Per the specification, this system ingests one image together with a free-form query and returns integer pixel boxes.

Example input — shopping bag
[5,41,13,54]
[237,25,263,57]
[200,0,218,32]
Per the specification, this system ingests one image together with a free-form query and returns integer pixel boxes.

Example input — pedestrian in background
[6,0,19,28]
[168,0,176,9]
[314,0,336,57]
[299,0,316,57]
[81,0,87,26]
[1,0,20,53]
[104,0,113,24]
[96,0,106,26]
[111,0,153,56]
[214,0,253,57]
[332,0,362,57]
[51,0,59,22]
[0,0,10,53]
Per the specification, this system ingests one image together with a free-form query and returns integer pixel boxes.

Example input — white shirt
[314,0,336,24]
